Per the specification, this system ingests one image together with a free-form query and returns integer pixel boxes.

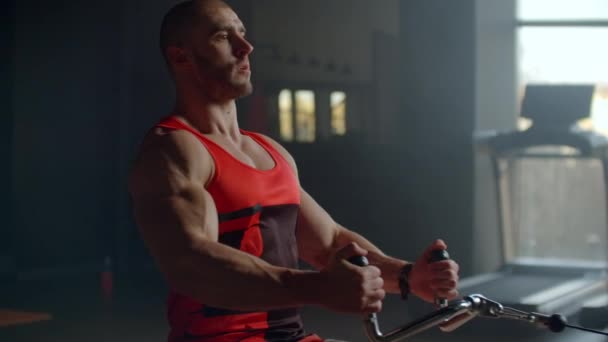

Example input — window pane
[295,90,316,142]
[502,155,607,264]
[330,91,347,136]
[518,27,608,132]
[514,27,608,265]
[517,0,608,21]
[278,89,293,141]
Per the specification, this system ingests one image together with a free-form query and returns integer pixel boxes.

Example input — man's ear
[167,46,191,68]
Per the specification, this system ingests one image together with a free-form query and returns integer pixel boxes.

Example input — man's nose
[234,36,254,58]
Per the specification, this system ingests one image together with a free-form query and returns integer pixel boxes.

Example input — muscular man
[128,1,460,341]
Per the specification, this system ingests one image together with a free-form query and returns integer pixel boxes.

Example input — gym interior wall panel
[12,0,122,271]
[1,0,17,280]
[473,0,517,274]
[398,0,476,275]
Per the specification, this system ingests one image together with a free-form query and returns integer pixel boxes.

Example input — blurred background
[2,0,608,341]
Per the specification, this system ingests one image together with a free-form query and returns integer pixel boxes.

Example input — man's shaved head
[159,0,232,63]
[159,0,253,101]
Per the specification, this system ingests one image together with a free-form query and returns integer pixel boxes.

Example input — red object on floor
[101,256,113,301]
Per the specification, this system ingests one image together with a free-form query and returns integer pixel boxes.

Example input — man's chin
[234,82,253,98]
[211,80,253,101]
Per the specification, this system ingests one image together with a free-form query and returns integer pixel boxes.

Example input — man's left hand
[409,239,460,303]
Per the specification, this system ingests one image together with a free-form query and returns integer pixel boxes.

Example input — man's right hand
[318,242,385,314]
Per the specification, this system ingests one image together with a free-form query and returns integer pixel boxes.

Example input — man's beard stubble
[195,56,253,101]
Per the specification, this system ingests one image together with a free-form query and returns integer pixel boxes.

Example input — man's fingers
[369,288,386,302]
[421,239,448,260]
[429,260,459,272]
[367,275,384,290]
[364,300,383,314]
[363,265,382,278]
[364,277,385,295]
[429,269,459,282]
[435,288,459,300]
[431,278,458,290]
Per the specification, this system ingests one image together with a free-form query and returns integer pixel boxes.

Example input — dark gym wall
[12,0,122,270]
[397,0,476,274]
[114,0,175,272]
[1,0,17,279]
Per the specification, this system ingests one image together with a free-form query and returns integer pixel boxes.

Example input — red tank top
[155,116,322,342]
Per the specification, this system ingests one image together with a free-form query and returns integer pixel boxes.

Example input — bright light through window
[518,0,608,21]
[518,27,608,133]
[330,91,347,136]
[295,90,316,143]
[278,89,293,142]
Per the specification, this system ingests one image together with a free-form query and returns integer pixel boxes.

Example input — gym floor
[1,269,606,342]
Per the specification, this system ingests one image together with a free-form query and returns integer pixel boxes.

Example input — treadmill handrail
[474,128,608,158]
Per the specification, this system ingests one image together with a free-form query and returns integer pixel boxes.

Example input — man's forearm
[334,226,409,294]
[164,238,323,311]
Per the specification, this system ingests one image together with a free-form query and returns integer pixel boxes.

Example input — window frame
[270,82,352,143]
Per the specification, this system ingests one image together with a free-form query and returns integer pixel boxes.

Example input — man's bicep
[129,136,218,276]
[296,188,340,269]
[133,183,218,244]
[131,178,219,276]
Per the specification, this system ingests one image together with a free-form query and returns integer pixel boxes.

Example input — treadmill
[579,284,608,329]
[465,84,608,320]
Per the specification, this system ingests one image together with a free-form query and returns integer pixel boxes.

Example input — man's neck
[174,94,241,140]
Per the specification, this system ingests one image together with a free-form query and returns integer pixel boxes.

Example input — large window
[330,91,347,136]
[512,1,608,265]
[278,89,348,142]
[295,90,316,142]
[278,89,315,142]
[517,0,608,131]
[518,0,608,22]
[278,90,294,141]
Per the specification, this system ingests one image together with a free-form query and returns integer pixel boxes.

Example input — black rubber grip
[347,255,369,267]
[429,249,450,263]
[547,314,567,333]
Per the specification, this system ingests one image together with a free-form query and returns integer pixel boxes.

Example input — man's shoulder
[129,127,212,194]
[142,126,202,153]
[134,126,214,168]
